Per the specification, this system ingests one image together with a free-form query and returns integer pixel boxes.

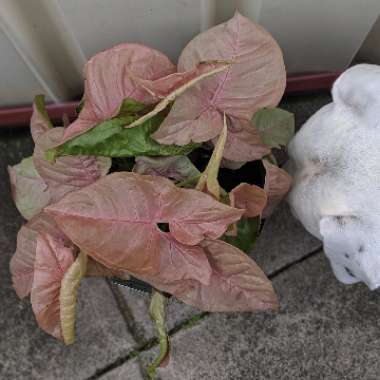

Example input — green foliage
[54,114,197,158]
[34,94,53,128]
[75,98,85,114]
[148,290,169,378]
[223,217,261,254]
[53,98,198,158]
[253,107,295,149]
[116,97,148,116]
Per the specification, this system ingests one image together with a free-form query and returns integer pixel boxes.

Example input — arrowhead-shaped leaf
[129,61,229,103]
[262,160,292,217]
[253,107,295,149]
[30,232,76,340]
[152,12,286,159]
[29,96,112,202]
[10,211,126,300]
[60,43,175,144]
[134,155,200,182]
[10,212,64,299]
[142,239,278,312]
[8,157,51,220]
[125,62,229,130]
[54,115,198,158]
[34,127,111,202]
[218,117,270,162]
[230,183,267,218]
[46,172,243,284]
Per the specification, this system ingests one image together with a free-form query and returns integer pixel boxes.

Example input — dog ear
[332,64,380,129]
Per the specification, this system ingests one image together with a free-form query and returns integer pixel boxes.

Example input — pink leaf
[125,62,229,131]
[134,155,200,182]
[60,43,175,144]
[230,183,267,218]
[33,127,111,202]
[152,12,286,154]
[152,91,223,144]
[10,212,65,299]
[46,172,243,283]
[262,161,292,218]
[8,157,51,220]
[131,61,227,100]
[142,239,278,312]
[31,232,76,340]
[219,117,270,162]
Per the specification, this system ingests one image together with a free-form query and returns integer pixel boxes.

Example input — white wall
[356,16,380,65]
[0,0,379,107]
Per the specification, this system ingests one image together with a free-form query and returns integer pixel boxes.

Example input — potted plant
[8,12,294,377]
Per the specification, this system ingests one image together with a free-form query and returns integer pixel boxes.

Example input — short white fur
[286,64,380,290]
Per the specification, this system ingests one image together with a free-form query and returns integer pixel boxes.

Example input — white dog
[286,64,380,290]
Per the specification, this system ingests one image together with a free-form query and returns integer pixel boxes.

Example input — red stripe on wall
[0,71,341,128]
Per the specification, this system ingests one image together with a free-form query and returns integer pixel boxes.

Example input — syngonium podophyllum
[150,12,286,162]
[8,96,128,343]
[8,12,295,377]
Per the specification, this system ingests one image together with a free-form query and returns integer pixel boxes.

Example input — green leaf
[176,175,201,189]
[116,97,148,117]
[54,115,198,158]
[34,95,53,129]
[75,98,85,114]
[147,290,169,378]
[7,156,51,220]
[134,155,201,183]
[223,216,260,254]
[252,107,295,149]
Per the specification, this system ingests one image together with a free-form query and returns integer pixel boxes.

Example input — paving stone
[0,257,136,380]
[114,286,199,343]
[0,129,136,380]
[251,202,322,275]
[98,358,144,380]
[139,253,380,380]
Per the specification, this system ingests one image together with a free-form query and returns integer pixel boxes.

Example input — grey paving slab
[139,253,380,380]
[98,358,144,380]
[0,129,136,380]
[114,286,199,343]
[252,202,322,275]
[0,279,137,380]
